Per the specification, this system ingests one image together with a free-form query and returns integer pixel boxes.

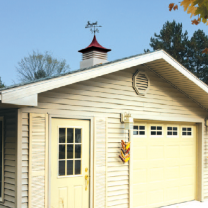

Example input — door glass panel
[182,127,192,136]
[67,160,73,175]
[67,128,73,143]
[75,129,82,143]
[59,161,65,176]
[58,127,82,176]
[59,128,65,143]
[59,145,65,159]
[151,126,162,136]
[75,145,81,158]
[75,160,81,175]
[67,145,73,159]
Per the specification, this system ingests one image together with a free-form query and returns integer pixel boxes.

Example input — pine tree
[145,21,208,84]
[145,21,189,68]
[187,30,208,83]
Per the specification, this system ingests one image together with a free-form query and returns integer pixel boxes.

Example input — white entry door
[51,118,90,208]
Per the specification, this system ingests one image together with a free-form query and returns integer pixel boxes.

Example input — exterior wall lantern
[121,112,134,130]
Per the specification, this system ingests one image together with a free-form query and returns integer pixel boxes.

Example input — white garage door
[133,122,196,208]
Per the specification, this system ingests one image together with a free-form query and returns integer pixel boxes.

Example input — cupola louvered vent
[133,70,149,95]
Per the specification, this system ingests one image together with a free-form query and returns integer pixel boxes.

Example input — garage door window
[133,125,145,136]
[167,127,178,136]
[150,126,162,136]
[182,127,192,136]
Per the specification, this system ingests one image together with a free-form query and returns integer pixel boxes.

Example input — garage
[133,122,196,208]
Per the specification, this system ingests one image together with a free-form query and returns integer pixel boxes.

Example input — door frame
[48,114,94,208]
[129,115,204,208]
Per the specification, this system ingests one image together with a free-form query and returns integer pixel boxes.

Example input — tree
[16,51,70,82]
[0,77,5,89]
[186,29,208,83]
[145,21,189,68]
[145,21,208,84]
[169,0,208,25]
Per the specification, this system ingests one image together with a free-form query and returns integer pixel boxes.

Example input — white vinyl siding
[21,66,208,207]
[0,110,17,208]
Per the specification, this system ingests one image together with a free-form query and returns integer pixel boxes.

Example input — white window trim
[133,124,147,137]
[57,125,83,178]
[181,126,193,137]
[0,117,4,202]
[166,126,179,138]
[150,125,163,137]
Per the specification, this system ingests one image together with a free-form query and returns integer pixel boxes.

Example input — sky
[0,0,207,86]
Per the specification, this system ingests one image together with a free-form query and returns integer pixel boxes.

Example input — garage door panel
[180,165,195,177]
[133,123,196,208]
[179,157,194,165]
[148,146,164,159]
[165,166,180,179]
[149,189,164,205]
[133,192,146,207]
[165,158,180,166]
[166,187,180,201]
[133,146,147,159]
[149,167,164,182]
[133,169,147,183]
[180,145,194,157]
[133,160,147,169]
[165,146,180,158]
[133,183,147,193]
[180,184,194,198]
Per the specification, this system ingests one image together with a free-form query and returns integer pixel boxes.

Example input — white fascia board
[161,51,208,93]
[1,50,208,106]
[1,93,37,106]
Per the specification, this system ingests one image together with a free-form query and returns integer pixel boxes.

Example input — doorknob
[85,175,89,191]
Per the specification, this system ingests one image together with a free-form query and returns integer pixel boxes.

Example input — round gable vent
[132,70,149,95]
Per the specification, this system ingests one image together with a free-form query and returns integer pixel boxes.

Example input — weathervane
[85,21,102,35]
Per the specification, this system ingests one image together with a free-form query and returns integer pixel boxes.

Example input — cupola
[78,35,111,68]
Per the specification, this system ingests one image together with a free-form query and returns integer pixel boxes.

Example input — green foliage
[186,29,208,83]
[145,21,208,84]
[145,21,189,68]
[16,51,70,82]
[0,77,5,89]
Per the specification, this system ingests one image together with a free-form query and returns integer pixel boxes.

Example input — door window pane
[75,145,81,158]
[67,160,73,175]
[75,160,81,175]
[67,128,73,143]
[59,161,65,176]
[59,128,65,143]
[59,145,65,159]
[67,145,73,159]
[75,129,81,143]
